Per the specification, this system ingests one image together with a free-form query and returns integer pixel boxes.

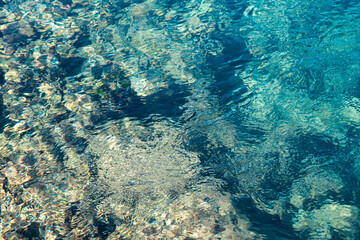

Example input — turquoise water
[1,0,360,239]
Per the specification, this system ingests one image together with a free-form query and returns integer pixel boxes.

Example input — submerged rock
[1,20,35,44]
[1,0,360,239]
[293,202,360,239]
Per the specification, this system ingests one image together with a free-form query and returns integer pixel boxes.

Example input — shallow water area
[1,0,360,239]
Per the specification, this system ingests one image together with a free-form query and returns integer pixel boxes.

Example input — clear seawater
[1,0,360,239]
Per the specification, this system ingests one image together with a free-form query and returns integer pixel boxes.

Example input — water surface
[1,0,360,239]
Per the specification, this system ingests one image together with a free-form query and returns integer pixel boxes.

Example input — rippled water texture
[1,0,360,239]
